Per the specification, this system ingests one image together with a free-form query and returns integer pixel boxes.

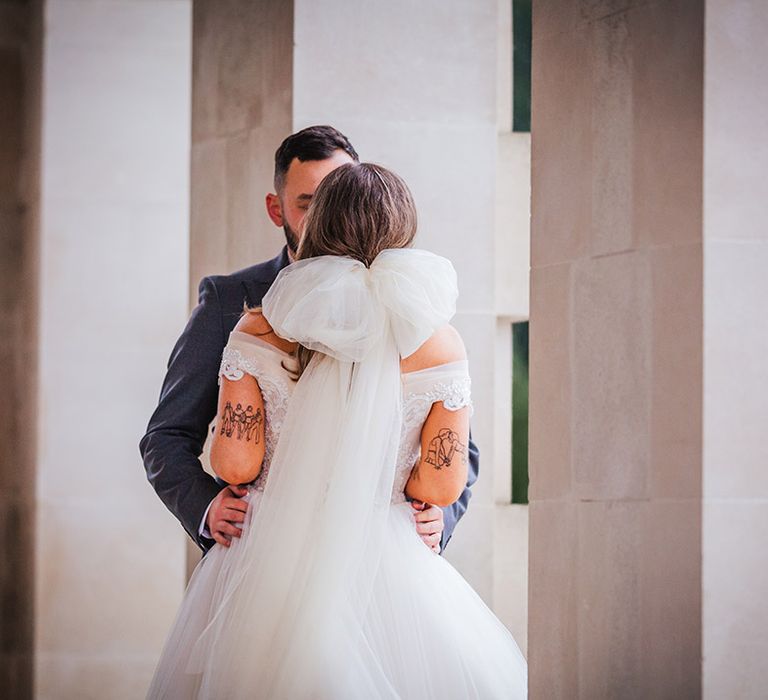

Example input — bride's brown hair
[296,162,417,266]
[249,162,418,378]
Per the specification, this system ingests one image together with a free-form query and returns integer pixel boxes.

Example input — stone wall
[190,0,294,293]
[528,2,704,696]
[33,2,192,696]
[703,1,768,695]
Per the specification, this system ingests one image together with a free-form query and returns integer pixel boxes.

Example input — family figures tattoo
[425,428,467,470]
[219,402,263,443]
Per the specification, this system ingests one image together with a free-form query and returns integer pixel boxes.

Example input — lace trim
[217,346,291,492]
[402,376,473,430]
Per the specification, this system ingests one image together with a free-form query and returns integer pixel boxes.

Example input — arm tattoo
[424,428,467,470]
[219,401,263,443]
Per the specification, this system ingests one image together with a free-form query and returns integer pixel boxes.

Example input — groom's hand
[207,485,249,547]
[411,500,444,554]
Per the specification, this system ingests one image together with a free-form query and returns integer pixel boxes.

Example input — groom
[139,125,479,554]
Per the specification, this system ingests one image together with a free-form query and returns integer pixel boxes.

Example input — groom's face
[266,149,356,253]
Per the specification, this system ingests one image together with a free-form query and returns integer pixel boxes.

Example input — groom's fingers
[412,503,444,551]
[221,499,248,514]
[218,522,242,538]
[212,531,231,547]
[223,507,246,523]
[413,505,442,523]
[415,519,442,536]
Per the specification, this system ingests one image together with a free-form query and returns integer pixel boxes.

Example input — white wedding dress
[147,249,527,699]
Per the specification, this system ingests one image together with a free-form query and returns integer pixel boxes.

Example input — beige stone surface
[443,501,495,606]
[36,501,184,655]
[703,2,768,695]
[703,500,768,698]
[641,498,701,695]
[34,2,193,697]
[704,0,768,243]
[590,12,634,257]
[703,239,768,500]
[293,0,495,126]
[494,504,528,656]
[495,132,531,318]
[527,500,578,699]
[629,3,703,251]
[190,0,293,283]
[189,138,228,286]
[572,250,652,501]
[528,262,572,501]
[577,499,701,697]
[529,1,705,696]
[650,242,703,499]
[530,20,592,267]
[36,654,160,700]
[576,500,645,696]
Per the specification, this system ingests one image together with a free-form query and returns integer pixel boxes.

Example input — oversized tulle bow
[261,248,458,362]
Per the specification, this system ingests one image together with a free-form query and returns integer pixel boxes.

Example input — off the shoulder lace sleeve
[219,345,257,382]
[402,362,474,432]
[415,375,473,412]
[217,331,295,387]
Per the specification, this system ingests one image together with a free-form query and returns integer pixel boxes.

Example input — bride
[147,162,527,699]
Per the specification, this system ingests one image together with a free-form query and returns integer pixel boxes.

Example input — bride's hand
[410,500,443,554]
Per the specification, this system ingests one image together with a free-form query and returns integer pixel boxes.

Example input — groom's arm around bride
[138,261,479,554]
[138,125,479,554]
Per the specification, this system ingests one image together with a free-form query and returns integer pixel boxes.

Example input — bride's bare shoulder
[233,310,297,353]
[400,324,466,373]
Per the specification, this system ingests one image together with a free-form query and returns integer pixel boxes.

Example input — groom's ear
[265,193,284,227]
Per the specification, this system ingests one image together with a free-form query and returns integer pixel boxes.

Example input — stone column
[0,1,39,696]
[702,1,768,695]
[529,2,703,696]
[34,2,192,696]
[190,0,293,293]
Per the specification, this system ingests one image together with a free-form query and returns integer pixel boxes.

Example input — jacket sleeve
[139,277,226,550]
[439,428,479,553]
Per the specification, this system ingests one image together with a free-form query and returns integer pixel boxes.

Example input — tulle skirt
[147,495,528,699]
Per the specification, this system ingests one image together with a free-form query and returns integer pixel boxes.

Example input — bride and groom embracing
[140,126,527,698]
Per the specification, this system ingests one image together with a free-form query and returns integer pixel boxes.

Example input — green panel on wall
[512,321,529,503]
[513,0,532,132]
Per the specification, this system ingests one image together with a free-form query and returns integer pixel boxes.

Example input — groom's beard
[283,224,300,257]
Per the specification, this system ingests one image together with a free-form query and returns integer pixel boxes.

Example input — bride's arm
[210,316,268,485]
[404,403,470,507]
[403,325,470,507]
[210,371,266,485]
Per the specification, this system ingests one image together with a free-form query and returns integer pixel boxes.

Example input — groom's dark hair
[274,125,359,192]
